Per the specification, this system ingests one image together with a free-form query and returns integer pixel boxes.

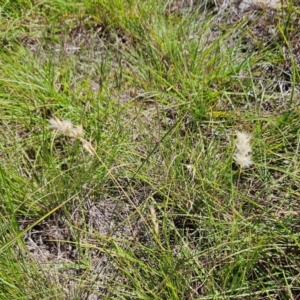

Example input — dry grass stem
[239,0,283,10]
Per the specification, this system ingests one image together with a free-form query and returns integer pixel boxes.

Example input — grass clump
[0,0,300,299]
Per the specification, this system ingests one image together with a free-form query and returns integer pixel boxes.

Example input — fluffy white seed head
[49,117,84,138]
[48,116,96,156]
[71,124,84,138]
[234,131,252,168]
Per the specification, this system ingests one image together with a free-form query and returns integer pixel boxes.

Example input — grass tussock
[1,0,300,299]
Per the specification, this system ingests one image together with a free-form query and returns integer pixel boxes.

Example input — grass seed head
[49,117,84,138]
[71,124,84,138]
[234,131,252,168]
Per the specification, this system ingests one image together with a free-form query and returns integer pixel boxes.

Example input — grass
[1,0,300,299]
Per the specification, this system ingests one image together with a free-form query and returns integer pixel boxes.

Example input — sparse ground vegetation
[1,0,300,299]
